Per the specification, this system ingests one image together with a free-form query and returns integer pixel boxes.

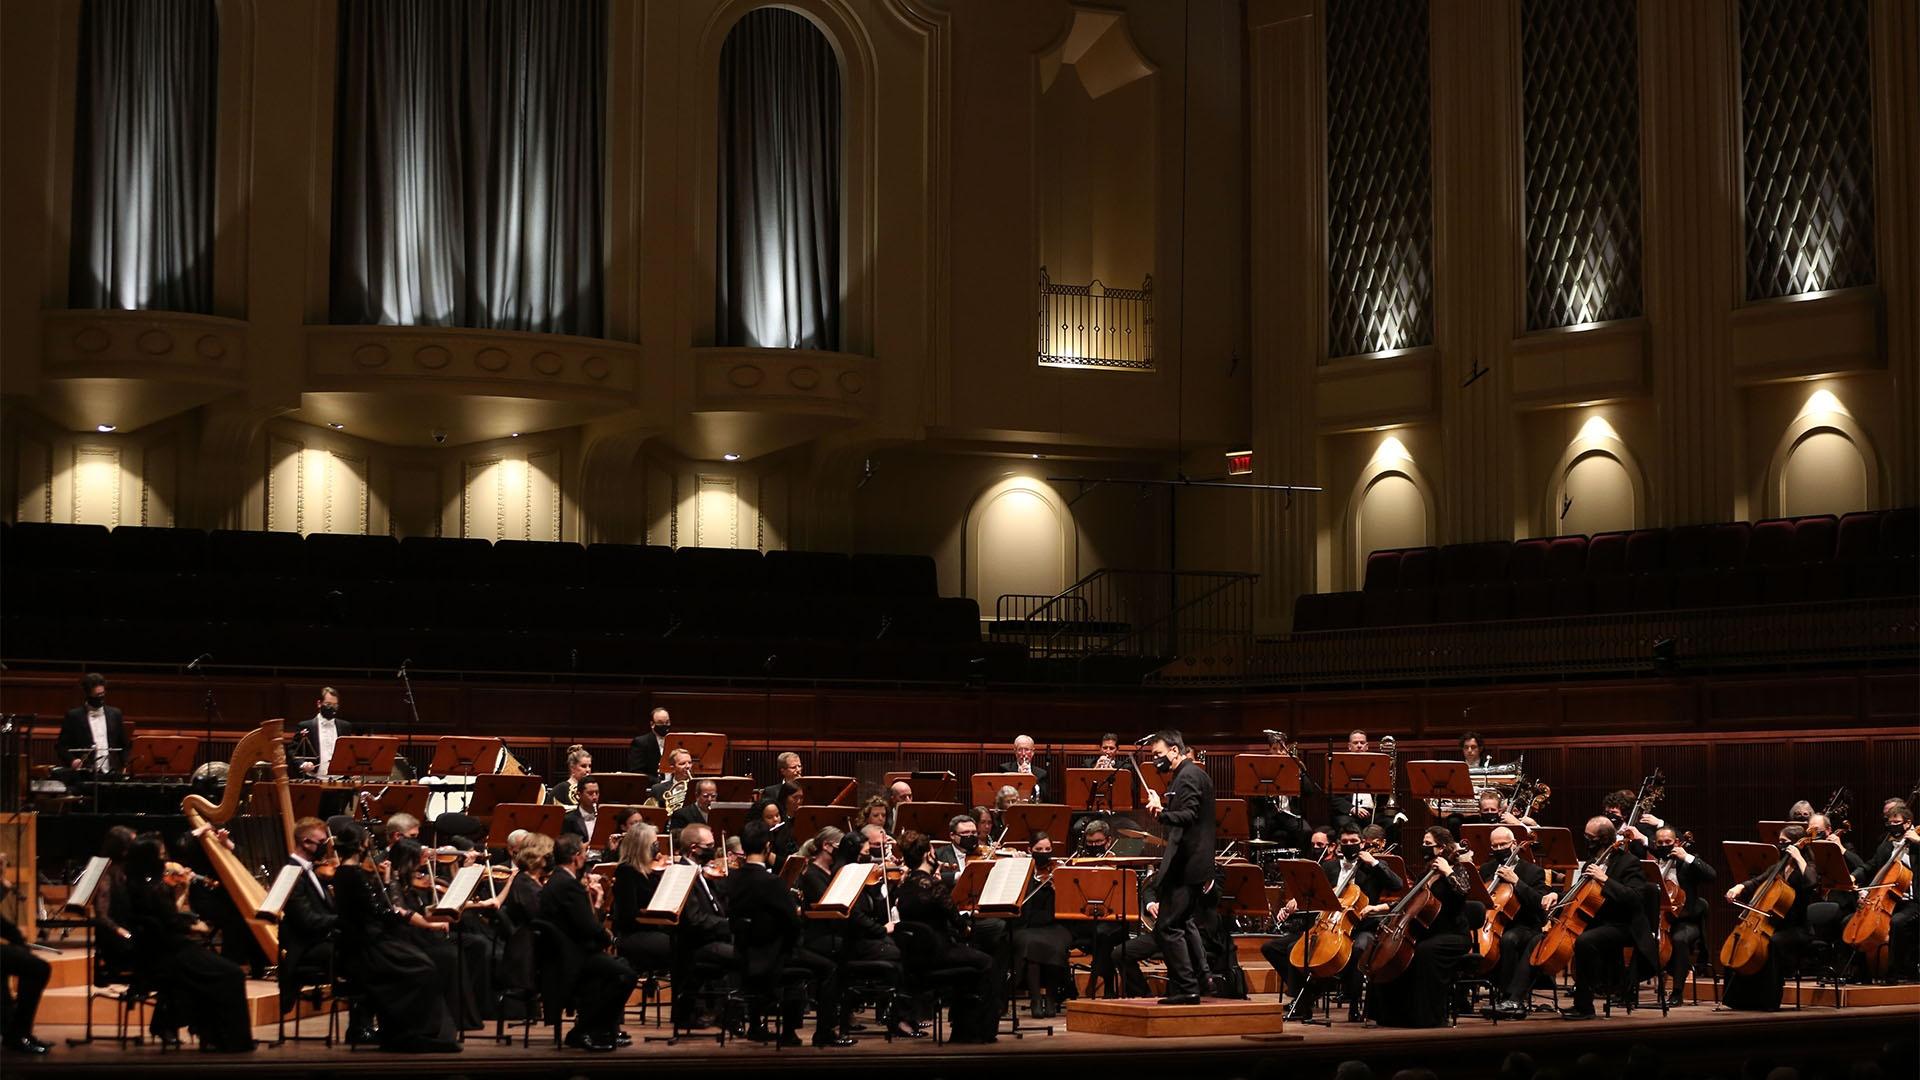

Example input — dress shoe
[614,1030,632,1046]
[583,1034,617,1053]
[1665,988,1686,1008]
[887,1021,924,1039]
[344,1025,376,1048]
[811,1031,856,1048]
[1558,1006,1596,1020]
[1490,1000,1528,1020]
[1157,994,1202,1006]
[563,1027,593,1049]
[6,1036,50,1055]
[745,1024,775,1043]
[777,1031,805,1048]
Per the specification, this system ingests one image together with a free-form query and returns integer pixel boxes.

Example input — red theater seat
[1363,550,1402,592]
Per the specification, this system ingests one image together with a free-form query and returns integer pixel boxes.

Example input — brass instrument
[1426,756,1530,817]
[1380,735,1399,820]
[180,719,296,959]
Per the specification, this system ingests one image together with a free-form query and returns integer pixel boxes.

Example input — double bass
[1528,769,1664,976]
[1840,784,1919,968]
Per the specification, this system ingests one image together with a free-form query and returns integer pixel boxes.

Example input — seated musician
[1459,733,1488,770]
[1087,732,1122,769]
[1368,827,1477,1028]
[935,813,1007,959]
[1329,731,1376,833]
[1855,799,1919,979]
[326,825,457,1053]
[1000,734,1048,801]
[1553,816,1658,1020]
[489,832,550,1021]
[1483,825,1550,1018]
[549,745,593,808]
[0,853,50,1055]
[560,777,602,849]
[1307,826,1333,863]
[278,817,340,1014]
[1723,824,1820,1011]
[1250,730,1317,850]
[1602,790,1662,857]
[894,831,1000,1044]
[669,823,734,1030]
[1068,819,1126,998]
[646,748,695,812]
[1653,826,1716,1004]
[730,820,850,1047]
[886,781,913,833]
[1262,821,1402,1021]
[832,825,908,972]
[611,822,672,975]
[856,795,890,842]
[386,838,488,1030]
[1111,870,1228,999]
[294,686,350,777]
[669,779,717,833]
[60,671,126,775]
[90,826,139,973]
[1010,831,1072,1018]
[750,793,799,861]
[759,751,805,803]
[539,834,637,1051]
[992,785,1021,837]
[383,811,421,846]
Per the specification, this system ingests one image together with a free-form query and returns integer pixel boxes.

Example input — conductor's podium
[1065,996,1290,1038]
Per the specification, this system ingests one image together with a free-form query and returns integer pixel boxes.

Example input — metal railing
[992,570,1258,672]
[1037,268,1153,371]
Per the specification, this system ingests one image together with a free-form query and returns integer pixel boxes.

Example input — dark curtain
[69,0,219,313]
[330,0,605,336]
[716,8,841,351]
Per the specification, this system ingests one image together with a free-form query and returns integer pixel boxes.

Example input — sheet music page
[979,856,1033,909]
[66,856,110,912]
[645,863,698,915]
[435,864,486,913]
[257,864,302,920]
[819,863,868,909]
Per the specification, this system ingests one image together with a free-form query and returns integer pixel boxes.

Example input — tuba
[181,720,296,959]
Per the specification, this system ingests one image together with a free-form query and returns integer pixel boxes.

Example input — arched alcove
[1559,451,1636,536]
[964,477,1076,616]
[1344,437,1434,587]
[1780,429,1868,517]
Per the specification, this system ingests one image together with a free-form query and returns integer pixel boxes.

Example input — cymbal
[1115,828,1166,847]
[1243,839,1281,847]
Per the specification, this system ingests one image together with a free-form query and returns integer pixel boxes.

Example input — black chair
[490,921,544,1046]
[891,921,979,1045]
[270,934,337,1047]
[724,911,815,1048]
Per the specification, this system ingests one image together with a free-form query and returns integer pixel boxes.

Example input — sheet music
[257,864,302,922]
[817,863,869,911]
[642,863,698,920]
[66,856,109,912]
[435,865,486,913]
[979,856,1033,910]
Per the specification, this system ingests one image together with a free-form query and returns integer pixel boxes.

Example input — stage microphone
[763,654,779,673]
[186,653,213,672]
[1133,733,1156,746]
[396,659,411,679]
[1261,728,1287,738]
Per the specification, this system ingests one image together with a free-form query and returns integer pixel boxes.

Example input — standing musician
[1552,816,1659,1020]
[560,777,603,849]
[540,835,637,1050]
[729,820,850,1047]
[1723,824,1820,1010]
[61,671,126,775]
[1262,820,1401,1020]
[294,686,350,777]
[627,706,673,777]
[1368,827,1476,1028]
[670,779,718,833]
[1329,731,1376,833]
[1483,825,1550,1018]
[611,823,673,976]
[1142,729,1214,1006]
[999,735,1049,801]
[1854,798,1919,978]
[549,745,594,807]
[759,752,805,803]
[647,748,696,813]
[1652,825,1716,1004]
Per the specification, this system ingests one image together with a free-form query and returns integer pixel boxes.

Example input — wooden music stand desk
[790,804,858,841]
[430,737,501,776]
[1405,760,1473,804]
[1326,752,1391,794]
[589,806,638,851]
[704,802,752,842]
[364,783,429,825]
[1377,854,1410,899]
[893,802,967,839]
[1724,841,1780,885]
[1002,803,1071,845]
[328,736,401,779]
[1064,768,1134,811]
[1755,820,1796,843]
[884,771,958,805]
[126,736,197,776]
[469,775,542,818]
[970,772,1038,807]
[488,803,564,848]
[591,773,658,807]
[796,776,857,807]
[1530,827,1579,871]
[950,860,996,914]
[708,776,758,803]
[1219,861,1270,917]
[1232,754,1302,799]
[1215,798,1251,842]
[661,732,728,776]
[1052,865,1140,923]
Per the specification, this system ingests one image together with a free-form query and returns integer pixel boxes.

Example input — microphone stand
[196,659,220,772]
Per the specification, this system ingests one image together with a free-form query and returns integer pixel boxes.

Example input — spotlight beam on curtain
[716,8,841,351]
[330,0,605,336]
[69,0,219,314]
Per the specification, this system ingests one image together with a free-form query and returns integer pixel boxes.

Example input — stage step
[41,980,289,1029]
[37,946,91,990]
[1681,975,1920,1008]
[1066,996,1291,1038]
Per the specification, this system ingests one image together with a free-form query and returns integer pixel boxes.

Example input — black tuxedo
[1565,847,1660,1009]
[1478,856,1547,1001]
[292,715,353,773]
[60,704,126,772]
[668,858,734,1028]
[667,802,708,834]
[1152,758,1214,998]
[560,808,599,845]
[1262,854,1404,1004]
[537,865,635,1036]
[995,760,1048,802]
[730,861,840,1037]
[278,855,339,1010]
[1656,852,1716,983]
[626,731,669,776]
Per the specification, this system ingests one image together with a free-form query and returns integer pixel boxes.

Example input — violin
[1530,769,1664,976]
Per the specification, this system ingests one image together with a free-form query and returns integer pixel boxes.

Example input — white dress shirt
[87,706,111,771]
[313,715,339,775]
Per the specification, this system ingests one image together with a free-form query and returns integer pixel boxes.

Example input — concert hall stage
[11,993,1914,1079]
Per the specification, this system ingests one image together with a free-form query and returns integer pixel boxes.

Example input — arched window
[715,8,842,350]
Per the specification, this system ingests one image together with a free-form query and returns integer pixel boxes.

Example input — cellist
[1652,826,1715,1005]
[1852,799,1919,978]
[1551,816,1658,1020]
[1481,826,1549,1019]
[1723,824,1819,1010]
[1261,820,1402,1022]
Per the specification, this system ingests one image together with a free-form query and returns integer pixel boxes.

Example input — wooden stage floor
[9,994,1915,1079]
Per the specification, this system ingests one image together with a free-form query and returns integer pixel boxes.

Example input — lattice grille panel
[1521,0,1642,330]
[1739,0,1875,300]
[1325,0,1433,359]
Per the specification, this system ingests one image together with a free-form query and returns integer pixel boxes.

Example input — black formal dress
[1477,855,1548,1003]
[396,879,491,1028]
[91,862,137,974]
[538,866,637,1039]
[1723,857,1820,1011]
[1010,866,1072,1004]
[896,868,998,1042]
[332,863,458,1052]
[126,876,254,1051]
[493,872,543,1017]
[611,864,673,973]
[1152,758,1216,999]
[1367,863,1477,1028]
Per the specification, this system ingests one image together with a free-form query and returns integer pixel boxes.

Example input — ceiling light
[1030,453,1044,459]
[95,424,116,433]
[509,432,521,438]
[328,422,345,430]
[722,452,741,462]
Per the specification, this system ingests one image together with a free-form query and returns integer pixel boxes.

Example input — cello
[1289,876,1367,978]
[1840,784,1920,968]
[1528,769,1664,976]
[1475,835,1532,974]
[1718,831,1815,975]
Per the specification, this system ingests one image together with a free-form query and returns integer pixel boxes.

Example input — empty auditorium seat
[674,546,767,593]
[1789,515,1838,562]
[492,539,587,584]
[1833,511,1881,563]
[304,532,399,580]
[1879,507,1916,561]
[1362,550,1401,592]
[1707,522,1751,566]
[208,529,305,577]
[1585,532,1629,578]
[1623,528,1668,573]
[1434,583,1476,623]
[1362,589,1401,628]
[848,553,937,597]
[109,525,208,575]
[1508,539,1551,581]
[7,521,111,571]
[1397,548,1439,590]
[1747,519,1797,567]
[765,549,851,595]
[587,543,674,588]
[1470,582,1512,622]
[1544,536,1589,577]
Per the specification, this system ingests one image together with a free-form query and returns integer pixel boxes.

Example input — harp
[181,719,296,958]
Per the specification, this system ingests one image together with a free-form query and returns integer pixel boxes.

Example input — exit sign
[1225,450,1253,476]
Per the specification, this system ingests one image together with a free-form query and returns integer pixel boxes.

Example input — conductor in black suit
[60,672,126,774]
[1142,729,1214,1005]
[539,834,637,1051]
[626,707,672,776]
[997,734,1048,802]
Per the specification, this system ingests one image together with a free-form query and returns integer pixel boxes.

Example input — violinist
[278,817,340,1018]
[727,820,849,1047]
[1367,827,1475,1028]
[560,777,602,849]
[611,822,672,974]
[894,831,1000,1044]
[1011,832,1072,1018]
[842,825,906,967]
[1263,821,1402,1021]
[936,813,1009,960]
[1553,816,1658,1020]
[1854,799,1919,978]
[125,833,255,1051]
[538,835,637,1051]
[855,795,891,844]
[387,838,489,1030]
[802,827,911,1039]
[1482,826,1549,1019]
[1652,826,1715,1004]
[323,825,460,1052]
[992,785,1022,842]
[1723,824,1820,1010]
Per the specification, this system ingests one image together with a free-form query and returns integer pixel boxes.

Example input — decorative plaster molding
[42,310,248,383]
[72,445,122,527]
[307,325,639,396]
[693,348,874,418]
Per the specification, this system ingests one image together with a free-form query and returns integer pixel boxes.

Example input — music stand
[1275,858,1343,1025]
[707,776,758,802]
[1723,841,1780,885]
[429,737,500,776]
[661,732,728,775]
[364,783,429,824]
[1459,823,1533,864]
[884,770,958,804]
[893,802,967,838]
[589,806,638,852]
[1002,803,1071,845]
[468,775,542,818]
[1213,798,1253,843]
[795,776,856,807]
[970,772,1038,806]
[590,773,658,806]
[1326,752,1391,794]
[704,802,752,842]
[125,736,196,776]
[1405,760,1473,805]
[487,803,563,848]
[1232,754,1302,799]
[1755,821,1796,843]
[790,804,857,841]
[950,860,997,914]
[1219,862,1270,917]
[1064,768,1134,811]
[1530,827,1579,871]
[1052,865,1140,922]
[1804,840,1852,891]
[328,736,400,779]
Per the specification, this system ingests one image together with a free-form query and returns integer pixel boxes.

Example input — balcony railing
[992,570,1257,681]
[1037,268,1153,371]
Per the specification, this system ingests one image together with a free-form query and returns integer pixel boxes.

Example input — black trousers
[779,946,839,1035]
[1493,924,1542,1002]
[1,942,50,1038]
[572,952,638,1035]
[1112,923,1208,997]
[671,940,733,1026]
[1570,923,1633,1008]
[1259,925,1306,995]
[1665,919,1704,985]
[1154,882,1202,997]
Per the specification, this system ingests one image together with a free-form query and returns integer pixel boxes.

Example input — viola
[1718,837,1813,975]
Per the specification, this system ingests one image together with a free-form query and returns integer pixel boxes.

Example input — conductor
[1142,729,1214,1005]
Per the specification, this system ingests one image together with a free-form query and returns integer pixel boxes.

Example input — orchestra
[7,682,1918,1062]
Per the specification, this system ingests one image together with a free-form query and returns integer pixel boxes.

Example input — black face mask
[1311,846,1328,859]
[319,704,338,720]
[1891,822,1909,835]
[653,724,670,735]
[1777,840,1794,852]
[956,835,979,853]
[1652,844,1675,859]
[1490,848,1511,860]
[1031,852,1053,867]
[86,694,106,708]
[1585,837,1608,858]
[688,846,714,865]
[1153,755,1173,774]
[1339,843,1361,859]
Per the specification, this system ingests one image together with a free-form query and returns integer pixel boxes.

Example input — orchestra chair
[1800,902,1850,1009]
[890,921,977,1046]
[1447,902,1495,1027]
[838,958,906,1042]
[270,934,337,1047]
[69,949,152,1048]
[620,961,672,1031]
[649,945,731,1046]
[722,911,815,1049]
[490,920,545,1046]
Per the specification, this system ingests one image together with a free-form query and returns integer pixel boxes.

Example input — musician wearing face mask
[1262,821,1402,1021]
[1141,730,1214,1006]
[292,687,350,777]
[668,824,734,1031]
[935,814,1008,960]
[61,672,126,775]
[1854,799,1919,978]
[627,706,673,776]
[1601,790,1662,857]
[1482,827,1549,1019]
[1066,819,1128,997]
[1652,826,1715,1004]
[1008,832,1072,1018]
[278,818,340,1019]
[1368,828,1476,1028]
[1554,817,1659,1020]
[1250,730,1319,850]
[1723,824,1820,1011]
